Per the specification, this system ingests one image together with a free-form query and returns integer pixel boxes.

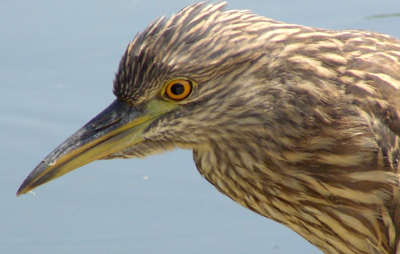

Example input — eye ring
[164,79,193,101]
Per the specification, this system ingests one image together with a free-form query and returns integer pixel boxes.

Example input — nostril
[94,118,122,132]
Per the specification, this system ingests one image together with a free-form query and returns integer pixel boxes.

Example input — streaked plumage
[17,2,400,254]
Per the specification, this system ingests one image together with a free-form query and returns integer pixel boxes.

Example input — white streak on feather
[289,55,337,78]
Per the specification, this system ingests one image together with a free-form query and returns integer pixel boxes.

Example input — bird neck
[193,141,397,254]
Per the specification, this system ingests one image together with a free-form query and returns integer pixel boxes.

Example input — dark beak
[16,98,174,196]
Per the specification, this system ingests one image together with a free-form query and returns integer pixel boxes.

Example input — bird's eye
[164,79,193,101]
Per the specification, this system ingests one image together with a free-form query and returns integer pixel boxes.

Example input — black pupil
[171,83,185,95]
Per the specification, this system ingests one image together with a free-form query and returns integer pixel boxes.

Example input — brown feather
[105,2,400,253]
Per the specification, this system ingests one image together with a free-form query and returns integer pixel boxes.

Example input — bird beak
[17,99,178,196]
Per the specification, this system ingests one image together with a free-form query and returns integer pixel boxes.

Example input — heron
[17,2,400,254]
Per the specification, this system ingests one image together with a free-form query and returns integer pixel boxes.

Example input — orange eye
[164,79,192,101]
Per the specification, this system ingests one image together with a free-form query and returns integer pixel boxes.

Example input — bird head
[16,2,400,253]
[17,2,275,195]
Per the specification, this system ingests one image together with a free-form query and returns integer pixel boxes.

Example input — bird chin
[100,140,177,160]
